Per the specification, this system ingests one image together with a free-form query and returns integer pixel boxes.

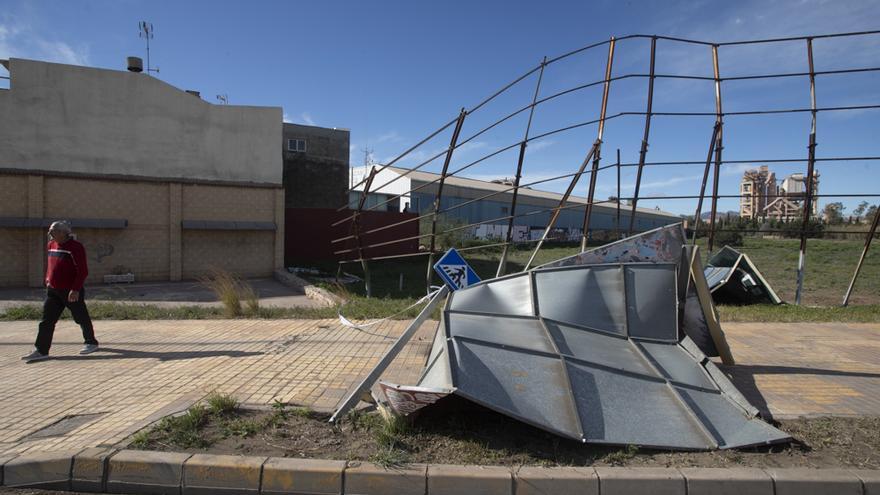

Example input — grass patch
[369,447,410,468]
[133,392,258,449]
[150,403,211,449]
[602,444,639,466]
[128,401,880,469]
[0,302,339,321]
[718,304,880,323]
[221,417,262,438]
[206,392,239,416]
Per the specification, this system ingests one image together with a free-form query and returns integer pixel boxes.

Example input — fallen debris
[704,246,783,305]
[340,224,790,450]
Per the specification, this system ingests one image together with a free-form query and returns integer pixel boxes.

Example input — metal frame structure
[335,31,880,305]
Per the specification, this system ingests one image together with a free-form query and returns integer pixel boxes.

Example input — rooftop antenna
[363,147,374,166]
[138,21,160,74]
[216,94,229,105]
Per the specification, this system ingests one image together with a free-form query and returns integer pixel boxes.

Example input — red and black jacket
[45,239,89,291]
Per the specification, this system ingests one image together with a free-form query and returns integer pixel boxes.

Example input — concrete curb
[2,450,879,494]
[274,269,343,307]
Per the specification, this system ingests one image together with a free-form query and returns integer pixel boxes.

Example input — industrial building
[0,58,284,287]
[282,123,349,210]
[740,165,820,221]
[349,165,680,241]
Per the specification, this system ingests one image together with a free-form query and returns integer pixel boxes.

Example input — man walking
[22,221,100,363]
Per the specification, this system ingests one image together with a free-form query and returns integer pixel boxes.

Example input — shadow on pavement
[722,364,880,418]
[48,347,263,362]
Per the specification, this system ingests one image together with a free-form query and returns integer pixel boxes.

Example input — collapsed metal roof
[704,246,783,305]
[379,224,791,450]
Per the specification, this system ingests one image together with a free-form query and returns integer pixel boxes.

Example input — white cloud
[283,113,293,123]
[300,112,315,126]
[35,39,88,66]
[0,20,90,66]
[595,173,705,195]
[375,131,402,144]
[525,139,555,154]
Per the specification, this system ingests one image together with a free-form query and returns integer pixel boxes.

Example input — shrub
[206,392,239,415]
[199,268,261,317]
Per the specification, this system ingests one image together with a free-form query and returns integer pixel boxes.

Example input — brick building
[0,58,284,287]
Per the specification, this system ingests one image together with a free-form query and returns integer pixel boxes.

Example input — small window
[287,138,307,152]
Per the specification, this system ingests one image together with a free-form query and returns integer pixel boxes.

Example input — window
[287,138,307,152]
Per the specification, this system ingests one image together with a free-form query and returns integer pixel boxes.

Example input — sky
[1,0,878,216]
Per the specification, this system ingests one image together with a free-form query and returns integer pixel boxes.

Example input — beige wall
[0,172,284,287]
[0,58,281,184]
[181,231,275,279]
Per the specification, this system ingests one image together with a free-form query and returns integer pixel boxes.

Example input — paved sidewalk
[720,322,880,419]
[0,318,434,457]
[0,320,877,458]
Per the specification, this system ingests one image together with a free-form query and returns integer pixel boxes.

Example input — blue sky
[1,0,878,216]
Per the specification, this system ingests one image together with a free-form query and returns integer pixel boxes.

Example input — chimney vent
[126,56,143,73]
[185,90,201,98]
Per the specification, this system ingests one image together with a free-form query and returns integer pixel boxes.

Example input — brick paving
[0,320,877,457]
[720,322,880,419]
[0,318,434,457]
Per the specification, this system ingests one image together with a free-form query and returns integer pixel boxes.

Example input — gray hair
[49,221,72,234]
[49,220,76,239]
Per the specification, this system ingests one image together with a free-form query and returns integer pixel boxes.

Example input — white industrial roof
[385,166,680,219]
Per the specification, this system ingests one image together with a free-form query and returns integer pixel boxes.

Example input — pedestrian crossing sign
[433,248,481,290]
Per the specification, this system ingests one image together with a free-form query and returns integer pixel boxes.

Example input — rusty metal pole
[616,148,621,240]
[842,207,880,306]
[524,142,600,271]
[707,44,724,254]
[691,124,719,244]
[353,166,377,297]
[581,37,616,252]
[426,108,467,293]
[628,36,657,235]
[796,38,819,306]
[497,57,547,278]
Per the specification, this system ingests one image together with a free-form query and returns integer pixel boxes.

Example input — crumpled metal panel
[538,224,719,356]
[636,341,716,390]
[674,386,791,448]
[704,266,734,289]
[448,313,556,354]
[419,256,790,450]
[540,223,686,268]
[704,246,783,305]
[449,272,533,316]
[624,264,678,342]
[452,338,581,439]
[566,359,711,449]
[418,317,453,389]
[535,265,626,335]
[544,321,658,376]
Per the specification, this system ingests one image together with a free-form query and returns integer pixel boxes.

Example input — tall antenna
[362,147,374,166]
[138,21,160,74]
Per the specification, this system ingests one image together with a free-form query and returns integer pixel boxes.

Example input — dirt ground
[131,400,880,469]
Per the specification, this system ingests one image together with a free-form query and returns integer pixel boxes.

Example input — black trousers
[35,287,98,355]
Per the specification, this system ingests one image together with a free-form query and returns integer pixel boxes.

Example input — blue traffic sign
[433,248,481,290]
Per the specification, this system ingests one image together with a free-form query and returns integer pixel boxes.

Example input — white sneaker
[21,350,49,362]
[79,344,99,355]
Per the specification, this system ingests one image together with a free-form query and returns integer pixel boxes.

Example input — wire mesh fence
[333,31,880,305]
